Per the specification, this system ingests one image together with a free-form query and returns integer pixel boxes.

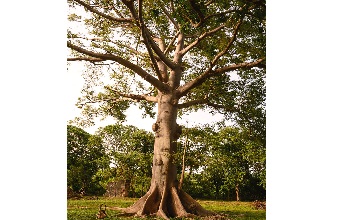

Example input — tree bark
[235,184,240,202]
[178,129,188,190]
[121,92,214,219]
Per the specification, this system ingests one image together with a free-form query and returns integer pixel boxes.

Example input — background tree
[67,0,265,218]
[95,123,154,197]
[180,125,265,201]
[207,126,265,201]
[67,125,106,195]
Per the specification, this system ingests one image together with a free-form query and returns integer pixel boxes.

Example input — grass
[67,197,265,220]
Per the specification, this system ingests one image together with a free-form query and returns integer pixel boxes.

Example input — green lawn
[67,197,265,220]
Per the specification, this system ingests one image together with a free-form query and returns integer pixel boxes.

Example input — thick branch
[73,0,133,23]
[154,38,169,82]
[84,91,158,105]
[144,28,178,69]
[121,0,139,20]
[121,0,177,70]
[69,36,150,60]
[138,0,162,81]
[168,33,184,88]
[177,58,265,97]
[173,33,184,64]
[67,41,170,92]
[115,91,158,103]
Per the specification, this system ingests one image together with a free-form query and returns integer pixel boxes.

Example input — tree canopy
[67,0,265,127]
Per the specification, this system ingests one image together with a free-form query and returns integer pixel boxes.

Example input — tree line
[67,122,265,201]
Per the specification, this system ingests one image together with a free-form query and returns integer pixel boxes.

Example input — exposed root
[140,185,160,215]
[124,185,159,215]
[117,185,216,219]
[170,187,196,218]
[157,208,170,220]
[179,190,215,216]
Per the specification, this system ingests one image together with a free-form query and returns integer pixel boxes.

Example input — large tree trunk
[122,92,214,219]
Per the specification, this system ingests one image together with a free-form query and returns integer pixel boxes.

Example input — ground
[67,197,266,220]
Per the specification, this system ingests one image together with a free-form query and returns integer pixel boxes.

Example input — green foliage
[67,122,265,200]
[178,125,265,201]
[94,123,154,196]
[68,0,266,125]
[67,125,106,195]
[67,124,154,197]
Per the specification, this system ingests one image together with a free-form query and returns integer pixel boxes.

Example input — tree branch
[121,0,139,20]
[143,28,178,69]
[210,19,243,65]
[204,8,238,21]
[159,4,179,31]
[177,99,208,109]
[107,87,158,103]
[67,41,170,92]
[177,58,265,97]
[138,0,162,81]
[177,98,238,112]
[188,0,205,22]
[191,6,243,28]
[69,35,150,60]
[73,0,133,23]
[180,24,225,56]
[213,58,265,74]
[164,30,180,55]
[120,0,177,70]
[169,33,184,87]
[154,38,169,82]
[206,102,237,112]
[82,89,158,105]
[67,57,105,62]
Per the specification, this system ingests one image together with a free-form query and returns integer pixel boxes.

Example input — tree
[208,126,253,201]
[67,0,265,218]
[173,125,265,201]
[67,125,106,195]
[95,123,154,197]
